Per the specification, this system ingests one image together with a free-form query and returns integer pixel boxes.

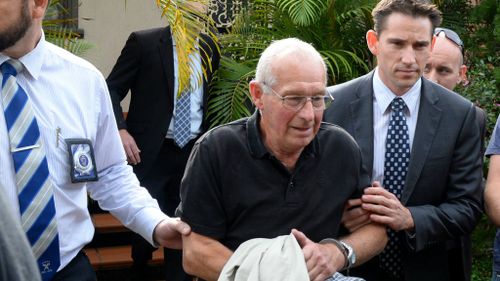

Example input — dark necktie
[174,90,191,148]
[1,59,60,281]
[379,97,410,279]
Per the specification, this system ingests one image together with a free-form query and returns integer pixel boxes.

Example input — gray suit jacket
[324,71,483,281]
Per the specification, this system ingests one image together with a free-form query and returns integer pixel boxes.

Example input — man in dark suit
[324,1,483,281]
[424,27,487,281]
[106,25,220,281]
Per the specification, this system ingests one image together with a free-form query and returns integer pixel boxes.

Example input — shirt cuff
[127,207,169,246]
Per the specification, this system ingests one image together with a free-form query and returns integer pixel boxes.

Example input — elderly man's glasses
[264,85,334,111]
[434,27,464,56]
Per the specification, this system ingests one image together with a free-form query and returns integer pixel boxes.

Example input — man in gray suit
[324,1,483,281]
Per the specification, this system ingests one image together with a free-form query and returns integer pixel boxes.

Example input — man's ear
[366,30,379,56]
[459,64,468,85]
[249,80,265,110]
[430,35,436,52]
[32,0,49,20]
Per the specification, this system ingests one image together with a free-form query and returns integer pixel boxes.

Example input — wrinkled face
[367,13,434,95]
[423,36,466,91]
[251,56,326,156]
[0,0,31,52]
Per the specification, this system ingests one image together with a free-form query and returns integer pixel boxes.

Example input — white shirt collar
[0,30,46,80]
[373,67,421,116]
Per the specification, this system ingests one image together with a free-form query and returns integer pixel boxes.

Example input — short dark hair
[372,0,442,37]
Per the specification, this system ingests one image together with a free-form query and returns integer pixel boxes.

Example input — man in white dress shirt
[0,0,190,280]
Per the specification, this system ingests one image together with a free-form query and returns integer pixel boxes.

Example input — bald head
[254,38,327,88]
[424,32,467,91]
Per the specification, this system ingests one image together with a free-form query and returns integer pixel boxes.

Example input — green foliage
[459,56,500,138]
[207,57,254,127]
[208,0,377,127]
[42,0,93,57]
[44,27,94,57]
[276,0,329,26]
[471,216,496,281]
[435,0,500,139]
[158,0,221,96]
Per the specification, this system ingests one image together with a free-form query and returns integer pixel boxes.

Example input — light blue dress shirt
[371,67,421,183]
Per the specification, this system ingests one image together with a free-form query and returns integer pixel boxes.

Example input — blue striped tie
[1,59,60,281]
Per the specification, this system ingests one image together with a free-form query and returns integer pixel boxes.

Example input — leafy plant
[43,0,93,57]
[156,0,220,96]
[208,0,377,127]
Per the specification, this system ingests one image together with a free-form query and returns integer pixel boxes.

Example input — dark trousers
[52,251,97,281]
[131,138,195,281]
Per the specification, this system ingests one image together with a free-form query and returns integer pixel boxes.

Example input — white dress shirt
[0,33,167,272]
[372,68,421,184]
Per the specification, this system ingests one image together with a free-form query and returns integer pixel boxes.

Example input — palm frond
[43,0,93,57]
[156,0,220,97]
[45,27,94,57]
[207,57,254,127]
[321,50,369,83]
[276,0,328,26]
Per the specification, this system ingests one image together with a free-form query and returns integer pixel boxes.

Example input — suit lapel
[158,27,175,99]
[401,79,442,203]
[350,73,375,176]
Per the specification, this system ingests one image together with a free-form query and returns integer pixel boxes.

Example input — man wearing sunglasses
[424,27,487,281]
[176,38,387,281]
[424,27,467,91]
[424,27,486,151]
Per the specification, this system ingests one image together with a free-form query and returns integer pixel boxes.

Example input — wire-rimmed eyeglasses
[434,27,464,57]
[263,84,334,111]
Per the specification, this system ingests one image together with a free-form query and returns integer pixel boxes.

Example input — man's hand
[361,184,414,231]
[341,198,371,233]
[119,129,141,165]
[291,229,344,281]
[153,217,191,249]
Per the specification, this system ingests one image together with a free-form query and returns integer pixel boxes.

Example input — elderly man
[0,0,190,280]
[324,1,483,280]
[177,38,387,281]
[423,27,487,281]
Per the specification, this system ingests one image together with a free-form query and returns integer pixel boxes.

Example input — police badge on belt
[65,139,98,183]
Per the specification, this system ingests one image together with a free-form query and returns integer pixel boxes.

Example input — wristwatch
[319,238,356,270]
[339,240,356,269]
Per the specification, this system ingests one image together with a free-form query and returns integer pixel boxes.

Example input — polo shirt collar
[246,110,318,159]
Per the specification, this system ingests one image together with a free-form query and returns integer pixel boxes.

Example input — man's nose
[297,99,315,121]
[401,48,417,65]
[425,70,438,83]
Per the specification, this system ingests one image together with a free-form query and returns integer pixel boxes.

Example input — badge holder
[65,138,98,183]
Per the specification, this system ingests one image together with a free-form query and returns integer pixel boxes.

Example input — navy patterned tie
[173,90,191,148]
[1,60,60,281]
[379,97,410,279]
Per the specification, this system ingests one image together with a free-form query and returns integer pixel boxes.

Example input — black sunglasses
[434,27,464,56]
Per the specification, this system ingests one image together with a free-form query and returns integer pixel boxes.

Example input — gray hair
[254,38,327,91]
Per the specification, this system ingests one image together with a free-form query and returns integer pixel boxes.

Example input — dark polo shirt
[177,111,370,251]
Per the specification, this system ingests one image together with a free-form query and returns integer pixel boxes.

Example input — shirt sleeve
[486,115,500,156]
[176,136,227,240]
[86,74,167,245]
